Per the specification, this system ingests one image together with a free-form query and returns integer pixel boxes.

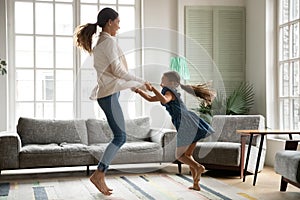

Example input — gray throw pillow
[86,119,113,144]
[126,117,150,141]
[17,117,88,145]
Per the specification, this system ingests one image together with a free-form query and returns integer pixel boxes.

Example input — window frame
[277,0,300,130]
[7,0,142,130]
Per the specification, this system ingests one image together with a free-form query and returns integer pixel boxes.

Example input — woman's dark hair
[96,7,119,28]
[163,71,216,105]
[74,7,119,53]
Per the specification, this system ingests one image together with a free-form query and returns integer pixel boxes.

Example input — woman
[135,71,215,191]
[74,7,145,195]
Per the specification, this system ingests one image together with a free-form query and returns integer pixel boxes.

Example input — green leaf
[0,59,7,75]
[0,60,7,66]
[226,82,254,115]
[0,67,7,75]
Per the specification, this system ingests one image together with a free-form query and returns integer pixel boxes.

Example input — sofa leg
[86,166,90,176]
[280,176,288,191]
[178,162,182,174]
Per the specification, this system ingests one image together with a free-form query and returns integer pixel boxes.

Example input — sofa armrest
[0,131,21,170]
[149,128,177,162]
[149,128,176,146]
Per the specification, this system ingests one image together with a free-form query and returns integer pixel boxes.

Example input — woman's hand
[145,82,153,91]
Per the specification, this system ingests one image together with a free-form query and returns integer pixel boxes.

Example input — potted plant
[195,82,255,123]
[0,58,7,75]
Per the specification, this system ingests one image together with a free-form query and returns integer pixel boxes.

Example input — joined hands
[134,82,153,94]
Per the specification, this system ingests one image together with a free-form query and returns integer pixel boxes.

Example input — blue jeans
[96,92,126,173]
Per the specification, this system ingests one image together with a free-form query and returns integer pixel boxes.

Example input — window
[278,0,300,129]
[8,0,141,125]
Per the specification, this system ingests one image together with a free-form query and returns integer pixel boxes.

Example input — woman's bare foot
[91,170,113,191]
[90,170,113,195]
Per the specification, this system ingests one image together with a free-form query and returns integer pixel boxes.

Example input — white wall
[263,0,283,166]
[142,0,178,129]
[244,0,277,130]
[245,0,267,118]
[265,0,278,130]
[0,0,7,132]
[143,0,178,84]
[245,0,286,166]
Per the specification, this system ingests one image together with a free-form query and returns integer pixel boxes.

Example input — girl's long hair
[163,71,216,105]
[74,7,119,54]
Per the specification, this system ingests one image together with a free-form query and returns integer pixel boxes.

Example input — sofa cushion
[275,150,300,183]
[86,116,150,144]
[19,143,94,168]
[193,142,241,166]
[88,141,163,164]
[17,117,88,145]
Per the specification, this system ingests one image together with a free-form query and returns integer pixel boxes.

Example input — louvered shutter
[185,6,214,108]
[213,7,246,94]
[184,6,245,108]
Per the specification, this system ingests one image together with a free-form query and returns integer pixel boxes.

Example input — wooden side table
[237,129,300,186]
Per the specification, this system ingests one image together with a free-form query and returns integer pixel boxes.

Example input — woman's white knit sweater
[90,32,144,100]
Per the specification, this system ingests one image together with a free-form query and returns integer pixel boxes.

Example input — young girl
[135,71,215,191]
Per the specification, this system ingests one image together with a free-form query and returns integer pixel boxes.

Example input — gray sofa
[167,115,266,176]
[0,116,177,174]
[274,140,300,191]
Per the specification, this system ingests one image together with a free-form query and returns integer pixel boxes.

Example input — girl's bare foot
[195,164,205,182]
[90,170,113,195]
[188,164,205,191]
[189,166,196,181]
[188,165,203,191]
[188,183,201,191]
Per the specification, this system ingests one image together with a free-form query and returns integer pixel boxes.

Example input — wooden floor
[175,164,300,200]
[1,164,300,200]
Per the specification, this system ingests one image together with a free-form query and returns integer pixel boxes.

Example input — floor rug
[0,173,256,200]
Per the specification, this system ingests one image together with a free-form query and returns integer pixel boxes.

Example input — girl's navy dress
[161,87,215,147]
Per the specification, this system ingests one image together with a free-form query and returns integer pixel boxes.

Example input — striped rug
[0,173,256,200]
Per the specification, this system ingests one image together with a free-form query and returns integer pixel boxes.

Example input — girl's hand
[134,88,140,93]
[145,82,153,91]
